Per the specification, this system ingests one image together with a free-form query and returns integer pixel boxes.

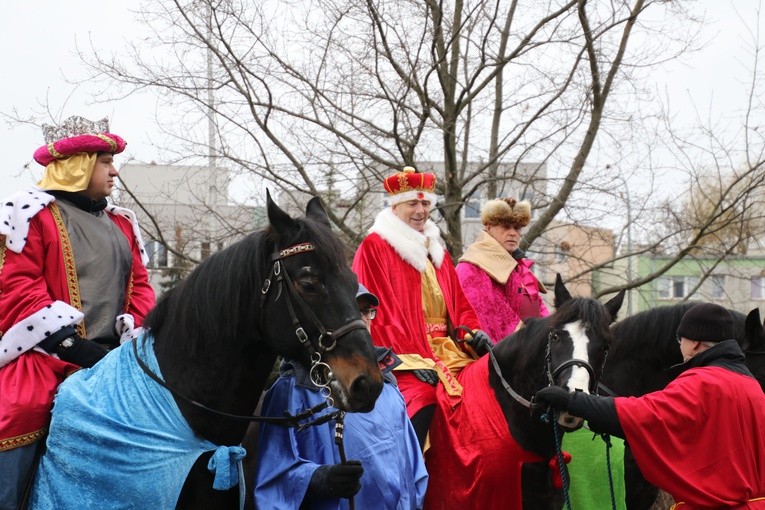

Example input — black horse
[30,194,384,509]
[601,302,765,510]
[424,275,624,509]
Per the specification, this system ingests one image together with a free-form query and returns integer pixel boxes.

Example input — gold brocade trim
[425,322,447,336]
[47,142,65,159]
[0,428,47,452]
[123,270,134,313]
[50,203,86,337]
[95,133,117,152]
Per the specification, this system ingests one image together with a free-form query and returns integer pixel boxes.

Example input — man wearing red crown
[352,166,490,449]
[0,116,155,508]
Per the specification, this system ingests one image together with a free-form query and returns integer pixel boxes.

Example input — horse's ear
[744,308,765,351]
[553,273,572,308]
[266,189,298,236]
[603,290,625,323]
[306,196,331,227]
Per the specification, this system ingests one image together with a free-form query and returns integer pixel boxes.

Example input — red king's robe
[352,210,480,416]
[615,366,765,509]
[424,356,545,509]
[0,194,155,451]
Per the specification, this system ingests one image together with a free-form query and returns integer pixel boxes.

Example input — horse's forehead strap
[278,242,316,259]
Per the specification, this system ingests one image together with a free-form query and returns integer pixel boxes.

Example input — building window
[710,275,725,300]
[751,277,765,299]
[146,240,168,268]
[464,199,481,219]
[657,276,698,299]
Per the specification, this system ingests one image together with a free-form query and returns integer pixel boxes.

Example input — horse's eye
[297,278,320,294]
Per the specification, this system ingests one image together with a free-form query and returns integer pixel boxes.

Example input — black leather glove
[466,329,493,357]
[90,335,121,351]
[56,336,108,368]
[412,369,439,386]
[307,461,364,499]
[534,386,571,412]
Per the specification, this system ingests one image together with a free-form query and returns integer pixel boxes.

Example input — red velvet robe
[352,222,480,416]
[615,367,765,509]
[0,198,155,451]
[424,356,545,509]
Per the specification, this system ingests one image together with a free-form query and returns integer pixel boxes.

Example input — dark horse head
[144,192,383,507]
[490,275,624,455]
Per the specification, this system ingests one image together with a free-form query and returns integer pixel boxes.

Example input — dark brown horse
[30,194,383,509]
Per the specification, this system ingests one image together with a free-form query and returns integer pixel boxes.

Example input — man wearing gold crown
[352,166,489,449]
[0,116,155,508]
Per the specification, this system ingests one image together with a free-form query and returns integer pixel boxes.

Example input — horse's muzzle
[558,411,584,431]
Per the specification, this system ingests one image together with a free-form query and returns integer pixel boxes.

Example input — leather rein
[489,329,603,410]
[133,241,367,427]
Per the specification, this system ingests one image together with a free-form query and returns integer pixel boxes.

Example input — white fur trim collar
[0,189,149,267]
[369,208,445,271]
[0,190,55,253]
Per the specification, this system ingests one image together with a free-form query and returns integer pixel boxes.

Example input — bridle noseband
[544,330,602,393]
[491,327,605,410]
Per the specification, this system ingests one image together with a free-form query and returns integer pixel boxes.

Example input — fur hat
[33,116,126,167]
[383,166,438,206]
[676,303,735,342]
[481,198,531,227]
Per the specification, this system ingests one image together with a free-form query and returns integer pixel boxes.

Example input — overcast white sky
[0,1,762,197]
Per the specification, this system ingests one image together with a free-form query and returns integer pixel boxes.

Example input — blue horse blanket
[30,334,245,509]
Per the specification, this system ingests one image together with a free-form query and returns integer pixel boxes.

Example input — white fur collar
[369,208,445,271]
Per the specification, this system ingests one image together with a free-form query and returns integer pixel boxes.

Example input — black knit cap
[676,303,735,342]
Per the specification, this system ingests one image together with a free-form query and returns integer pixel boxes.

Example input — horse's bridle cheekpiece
[260,242,367,395]
[489,327,604,411]
[134,241,366,427]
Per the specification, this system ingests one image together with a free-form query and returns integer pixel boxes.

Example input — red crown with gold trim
[383,166,437,206]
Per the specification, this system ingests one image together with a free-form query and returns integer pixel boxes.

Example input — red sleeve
[0,212,64,334]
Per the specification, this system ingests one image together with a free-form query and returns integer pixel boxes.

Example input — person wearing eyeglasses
[535,302,765,509]
[254,284,428,510]
[456,198,549,343]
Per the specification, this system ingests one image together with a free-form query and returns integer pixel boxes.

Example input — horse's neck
[156,341,277,446]
[489,346,556,458]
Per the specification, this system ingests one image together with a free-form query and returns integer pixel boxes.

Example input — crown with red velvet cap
[33,116,127,166]
[383,166,437,206]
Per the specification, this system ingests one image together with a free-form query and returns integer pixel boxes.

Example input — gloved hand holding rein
[307,461,364,499]
[466,329,493,357]
[412,369,439,386]
[534,386,624,438]
[38,325,108,368]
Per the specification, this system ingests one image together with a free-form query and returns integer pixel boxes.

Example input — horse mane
[145,215,351,359]
[550,297,614,333]
[610,302,697,361]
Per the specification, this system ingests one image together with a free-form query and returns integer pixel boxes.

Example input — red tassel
[549,451,572,489]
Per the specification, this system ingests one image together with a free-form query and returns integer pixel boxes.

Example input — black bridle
[134,241,367,426]
[259,242,367,384]
[490,327,604,410]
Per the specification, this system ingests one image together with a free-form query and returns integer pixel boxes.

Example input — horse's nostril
[349,375,383,412]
